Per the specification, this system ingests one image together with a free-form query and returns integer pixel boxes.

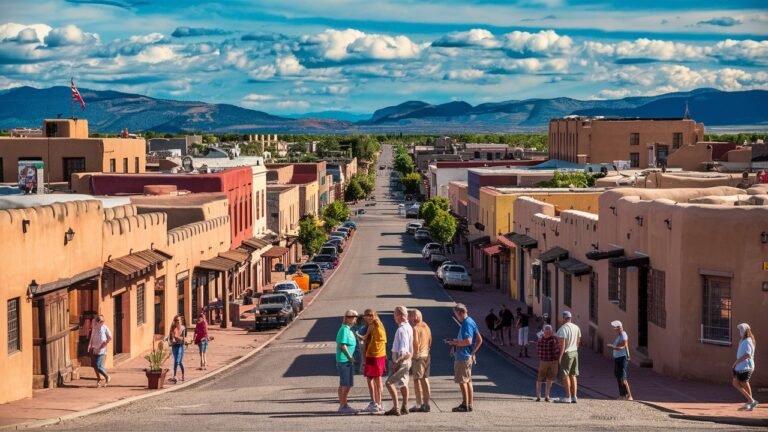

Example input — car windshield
[274,284,295,291]
[447,266,466,273]
[314,255,332,262]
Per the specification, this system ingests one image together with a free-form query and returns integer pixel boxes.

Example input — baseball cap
[611,320,623,329]
[344,309,359,318]
[562,311,572,319]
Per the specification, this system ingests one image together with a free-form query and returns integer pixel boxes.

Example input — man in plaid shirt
[535,325,560,402]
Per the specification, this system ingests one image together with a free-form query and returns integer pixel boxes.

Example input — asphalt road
[50,146,747,431]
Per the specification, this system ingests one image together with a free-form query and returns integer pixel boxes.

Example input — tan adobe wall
[667,142,713,171]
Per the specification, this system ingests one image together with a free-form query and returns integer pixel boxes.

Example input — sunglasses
[345,315,358,319]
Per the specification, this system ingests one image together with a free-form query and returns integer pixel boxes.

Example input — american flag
[71,78,85,110]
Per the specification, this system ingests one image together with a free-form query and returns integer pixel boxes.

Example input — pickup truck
[253,293,294,330]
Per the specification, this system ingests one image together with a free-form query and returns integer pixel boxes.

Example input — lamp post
[26,280,39,301]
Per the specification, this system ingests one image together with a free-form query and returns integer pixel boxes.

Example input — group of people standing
[335,303,482,415]
[485,305,529,358]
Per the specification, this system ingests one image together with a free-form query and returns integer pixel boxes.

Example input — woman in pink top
[194,313,210,370]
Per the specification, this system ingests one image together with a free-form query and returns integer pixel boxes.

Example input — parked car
[320,245,339,258]
[254,293,293,329]
[441,264,473,291]
[421,242,443,259]
[273,281,304,313]
[305,269,325,288]
[429,252,448,268]
[285,264,298,275]
[414,229,431,242]
[300,263,323,274]
[337,227,352,237]
[331,230,349,240]
[324,239,344,253]
[312,254,339,269]
[436,261,457,281]
[406,203,421,218]
[406,222,422,234]
[342,221,357,230]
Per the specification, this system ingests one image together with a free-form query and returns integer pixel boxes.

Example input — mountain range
[0,86,766,134]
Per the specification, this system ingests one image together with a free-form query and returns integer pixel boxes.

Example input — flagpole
[70,78,74,119]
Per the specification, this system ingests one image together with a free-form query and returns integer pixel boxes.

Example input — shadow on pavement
[283,353,336,378]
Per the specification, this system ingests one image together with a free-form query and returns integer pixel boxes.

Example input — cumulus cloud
[698,17,742,27]
[276,55,305,75]
[443,68,486,81]
[708,39,768,66]
[584,38,707,63]
[171,27,231,38]
[44,24,99,47]
[432,29,500,49]
[604,64,768,94]
[298,29,422,64]
[484,57,569,75]
[502,30,572,57]
[135,45,176,64]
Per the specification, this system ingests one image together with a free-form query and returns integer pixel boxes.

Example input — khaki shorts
[454,357,474,384]
[411,355,431,379]
[537,360,558,381]
[386,359,411,388]
[559,351,579,377]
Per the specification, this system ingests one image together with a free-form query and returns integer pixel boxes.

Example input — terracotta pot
[145,368,169,389]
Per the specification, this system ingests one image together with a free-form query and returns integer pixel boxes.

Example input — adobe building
[509,185,768,387]
[266,184,302,266]
[427,160,542,199]
[548,117,704,167]
[0,119,146,186]
[267,161,330,210]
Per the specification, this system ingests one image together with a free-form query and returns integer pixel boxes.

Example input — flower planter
[145,368,169,389]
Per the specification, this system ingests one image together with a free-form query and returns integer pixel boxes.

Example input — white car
[436,261,457,281]
[414,229,431,242]
[441,265,473,291]
[273,281,305,313]
[421,242,443,259]
[405,222,422,234]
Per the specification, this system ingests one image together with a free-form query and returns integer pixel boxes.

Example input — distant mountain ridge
[0,86,765,133]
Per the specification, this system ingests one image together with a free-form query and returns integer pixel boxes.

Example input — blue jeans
[92,354,109,381]
[172,344,185,377]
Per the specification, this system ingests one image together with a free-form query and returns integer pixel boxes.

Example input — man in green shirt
[336,309,359,414]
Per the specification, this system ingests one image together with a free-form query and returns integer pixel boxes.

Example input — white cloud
[484,57,569,74]
[299,28,422,62]
[128,33,167,45]
[605,64,768,94]
[502,30,572,57]
[444,68,486,81]
[135,45,176,64]
[243,94,274,101]
[276,55,305,75]
[584,38,707,62]
[0,23,51,42]
[44,24,99,47]
[708,39,768,66]
[276,100,310,109]
[432,29,500,49]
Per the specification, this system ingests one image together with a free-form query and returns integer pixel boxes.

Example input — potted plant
[144,340,170,389]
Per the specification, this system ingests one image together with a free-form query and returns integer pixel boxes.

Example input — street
[50,146,747,431]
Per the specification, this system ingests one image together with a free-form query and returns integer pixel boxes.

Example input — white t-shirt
[556,322,581,353]
[735,338,755,372]
[391,321,413,356]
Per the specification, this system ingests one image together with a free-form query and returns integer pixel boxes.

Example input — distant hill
[0,86,765,134]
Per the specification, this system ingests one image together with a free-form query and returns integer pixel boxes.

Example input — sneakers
[362,402,379,413]
[749,400,759,411]
[571,396,578,403]
[742,399,759,411]
[421,403,431,413]
[535,397,541,402]
[452,403,473,412]
[409,405,423,412]
[554,397,572,403]
[337,406,357,415]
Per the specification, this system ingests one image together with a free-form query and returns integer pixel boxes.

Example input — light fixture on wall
[635,216,644,226]
[763,281,768,292]
[664,219,672,230]
[591,243,599,251]
[761,231,768,244]
[609,206,617,215]
[64,228,75,245]
[22,219,30,234]
[26,280,39,300]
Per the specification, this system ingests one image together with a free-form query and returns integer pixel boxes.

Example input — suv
[300,263,323,274]
[342,221,357,230]
[421,242,443,259]
[273,281,304,313]
[331,230,349,240]
[254,293,293,329]
[406,204,421,218]
[312,254,338,269]
[441,265,472,291]
[324,239,344,253]
[306,269,325,288]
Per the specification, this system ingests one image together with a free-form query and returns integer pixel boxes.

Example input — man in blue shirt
[447,303,483,412]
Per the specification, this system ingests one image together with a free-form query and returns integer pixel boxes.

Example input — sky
[1,0,767,115]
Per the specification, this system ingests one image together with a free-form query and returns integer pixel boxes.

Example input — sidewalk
[444,246,768,426]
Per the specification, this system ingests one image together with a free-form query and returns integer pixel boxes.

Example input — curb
[666,413,768,428]
[2,233,353,431]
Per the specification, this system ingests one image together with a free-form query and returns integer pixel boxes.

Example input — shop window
[629,133,640,146]
[629,153,640,168]
[702,276,731,344]
[648,269,666,328]
[564,274,572,307]
[608,266,627,311]
[7,298,20,354]
[137,283,146,325]
[589,271,598,324]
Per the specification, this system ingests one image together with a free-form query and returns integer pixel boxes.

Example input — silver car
[414,229,431,242]
[441,265,472,291]
[406,222,422,234]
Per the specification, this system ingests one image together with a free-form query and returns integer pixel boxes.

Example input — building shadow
[282,353,336,378]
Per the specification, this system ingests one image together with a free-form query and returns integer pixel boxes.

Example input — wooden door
[32,290,74,388]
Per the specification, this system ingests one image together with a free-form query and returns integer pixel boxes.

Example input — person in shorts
[408,309,432,412]
[361,309,387,413]
[535,325,560,402]
[384,306,413,416]
[447,303,482,412]
[608,320,633,400]
[555,310,581,403]
[335,309,359,415]
[732,323,758,411]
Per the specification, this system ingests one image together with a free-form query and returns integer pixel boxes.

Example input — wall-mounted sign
[18,160,44,194]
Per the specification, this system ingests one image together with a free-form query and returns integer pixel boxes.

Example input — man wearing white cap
[608,320,633,400]
[555,310,581,403]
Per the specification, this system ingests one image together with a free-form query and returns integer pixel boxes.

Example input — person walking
[516,307,530,358]
[336,309,359,414]
[608,320,633,400]
[193,312,209,371]
[485,308,499,342]
[447,303,483,412]
[168,315,187,384]
[555,310,581,403]
[408,309,432,413]
[384,306,413,416]
[88,314,112,388]
[535,324,560,402]
[733,323,758,411]
[501,305,515,347]
[361,309,387,413]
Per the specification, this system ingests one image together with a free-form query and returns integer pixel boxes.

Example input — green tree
[429,196,450,212]
[322,201,350,229]
[344,179,366,202]
[394,153,414,175]
[537,171,596,188]
[400,172,421,195]
[298,215,326,257]
[420,200,438,226]
[428,209,457,246]
[352,173,375,196]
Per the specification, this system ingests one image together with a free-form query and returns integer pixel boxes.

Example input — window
[589,271,598,323]
[62,157,86,184]
[629,152,640,168]
[673,133,683,149]
[543,267,551,298]
[135,157,140,173]
[648,269,666,328]
[564,274,572,307]
[0,157,4,182]
[608,266,627,311]
[137,283,146,325]
[109,159,116,173]
[532,263,541,302]
[256,191,261,220]
[122,158,128,173]
[629,133,640,146]
[7,298,20,354]
[702,276,731,344]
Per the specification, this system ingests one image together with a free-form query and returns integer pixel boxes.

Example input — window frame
[136,283,146,325]
[629,152,640,168]
[589,271,598,324]
[648,269,666,328]
[608,266,627,311]
[564,273,572,307]
[701,275,732,345]
[629,133,640,146]
[7,298,21,354]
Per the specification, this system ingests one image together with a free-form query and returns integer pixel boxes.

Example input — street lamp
[26,280,39,301]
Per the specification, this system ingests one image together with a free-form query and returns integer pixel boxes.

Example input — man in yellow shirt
[362,308,387,413]
[408,309,432,412]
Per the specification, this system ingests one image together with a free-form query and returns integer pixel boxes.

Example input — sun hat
[611,320,623,329]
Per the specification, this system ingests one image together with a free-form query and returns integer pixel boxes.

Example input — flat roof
[0,194,130,210]
[488,187,605,194]
[130,192,227,207]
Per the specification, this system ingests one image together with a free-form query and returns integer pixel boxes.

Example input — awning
[219,249,249,264]
[261,246,289,258]
[197,256,240,272]
[586,248,625,261]
[105,249,172,277]
[539,246,569,263]
[469,235,490,246]
[242,237,272,251]
[483,243,503,256]
[555,258,593,276]
[497,235,517,249]
[609,255,650,268]
[506,233,538,250]
[37,267,102,296]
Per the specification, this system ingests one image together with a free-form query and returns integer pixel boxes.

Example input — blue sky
[1,0,767,114]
